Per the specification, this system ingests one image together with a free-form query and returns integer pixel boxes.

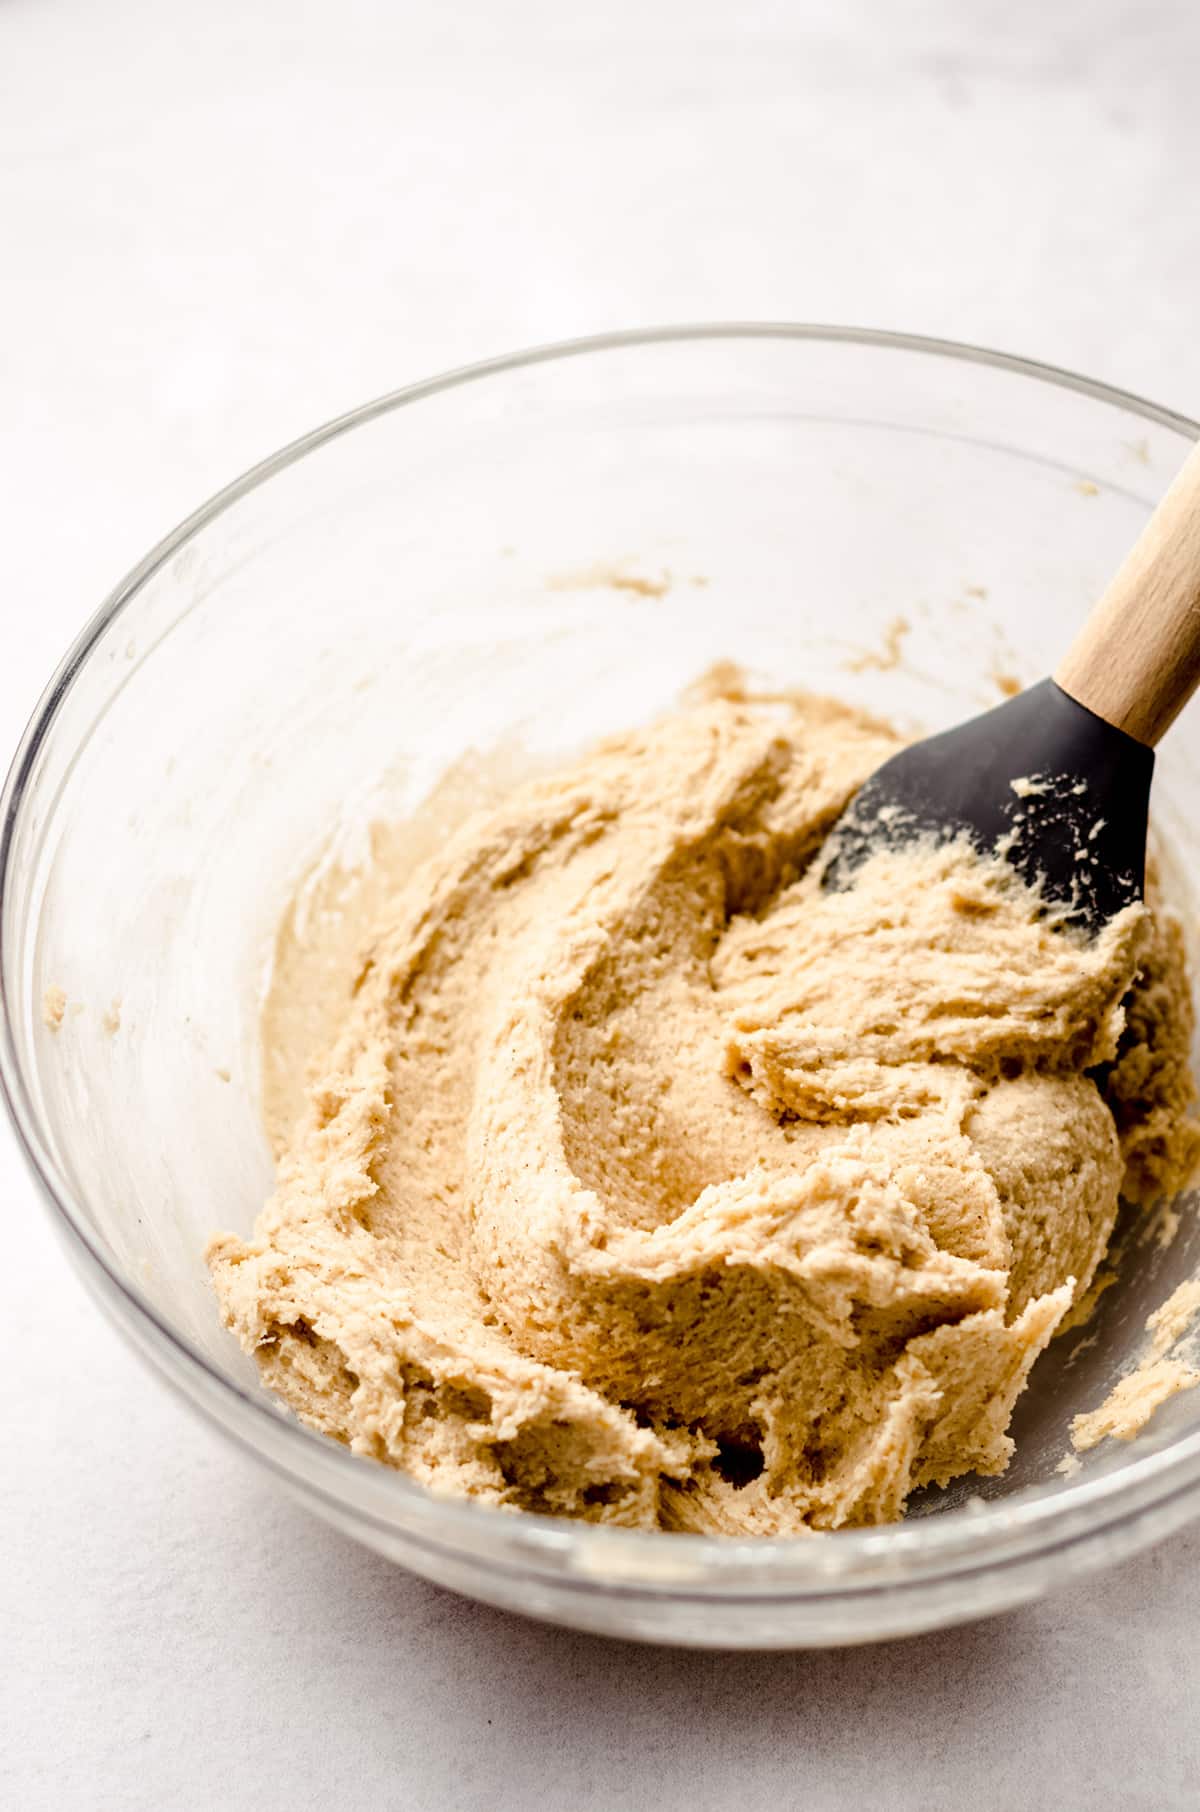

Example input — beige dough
[208,691,1199,1533]
[1071,1278,1200,1450]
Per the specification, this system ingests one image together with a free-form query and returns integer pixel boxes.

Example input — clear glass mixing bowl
[4,327,1200,1648]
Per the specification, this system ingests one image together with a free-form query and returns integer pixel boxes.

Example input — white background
[3,1,1200,1805]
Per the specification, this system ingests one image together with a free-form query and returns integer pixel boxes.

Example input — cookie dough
[1071,1278,1200,1450]
[208,692,1199,1532]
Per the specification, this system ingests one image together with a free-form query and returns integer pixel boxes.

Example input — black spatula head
[822,678,1155,926]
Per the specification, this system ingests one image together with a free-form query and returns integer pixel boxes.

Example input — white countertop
[4,2,1200,1805]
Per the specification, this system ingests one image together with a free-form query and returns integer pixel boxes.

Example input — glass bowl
[4,326,1200,1649]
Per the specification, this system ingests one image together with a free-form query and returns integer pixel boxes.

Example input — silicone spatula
[823,438,1200,924]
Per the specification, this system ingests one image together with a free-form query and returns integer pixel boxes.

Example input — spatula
[823,438,1200,924]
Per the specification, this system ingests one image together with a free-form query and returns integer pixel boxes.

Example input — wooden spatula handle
[1055,436,1200,747]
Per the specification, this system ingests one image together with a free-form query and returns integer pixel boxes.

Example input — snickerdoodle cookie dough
[208,692,1199,1533]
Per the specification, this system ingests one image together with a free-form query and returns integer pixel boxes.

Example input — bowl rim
[4,319,1200,1594]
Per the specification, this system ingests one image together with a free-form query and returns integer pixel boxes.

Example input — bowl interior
[6,329,1200,1535]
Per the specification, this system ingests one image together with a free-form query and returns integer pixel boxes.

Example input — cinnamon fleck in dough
[208,694,1199,1532]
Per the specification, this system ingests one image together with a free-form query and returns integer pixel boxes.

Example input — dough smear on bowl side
[207,691,1200,1534]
